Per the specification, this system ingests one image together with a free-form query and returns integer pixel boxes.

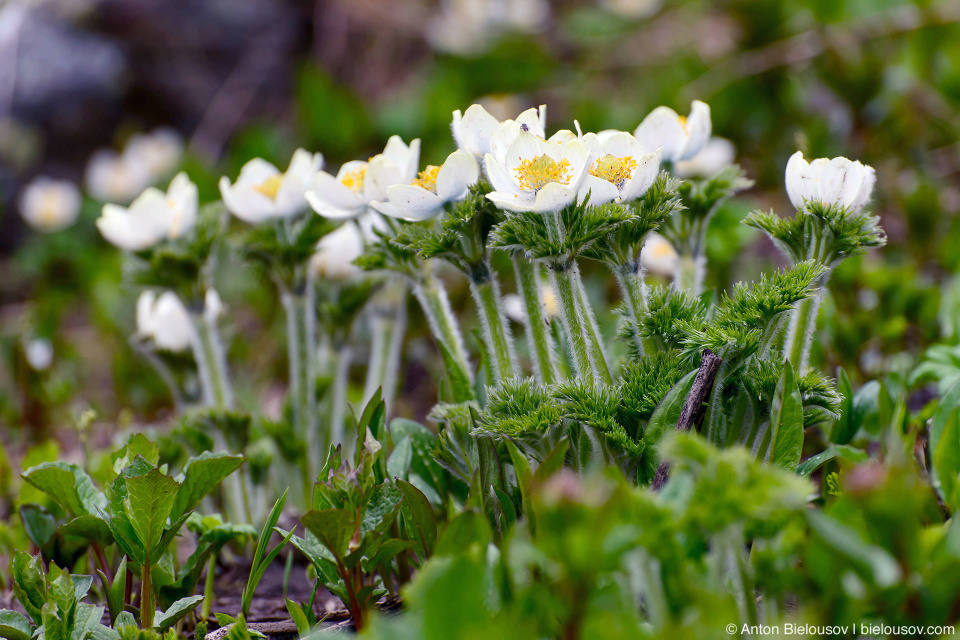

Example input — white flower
[503,283,559,323]
[85,148,152,204]
[24,338,54,371]
[19,176,81,232]
[577,131,661,205]
[640,233,678,277]
[600,0,663,19]
[136,290,194,352]
[124,128,183,182]
[97,172,198,251]
[310,223,365,281]
[307,136,420,220]
[633,100,711,163]
[204,289,224,325]
[785,151,876,212]
[485,131,589,214]
[674,137,735,179]
[453,104,546,162]
[372,150,479,221]
[219,149,323,224]
[425,0,550,55]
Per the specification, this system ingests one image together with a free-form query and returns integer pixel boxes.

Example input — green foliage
[239,215,338,291]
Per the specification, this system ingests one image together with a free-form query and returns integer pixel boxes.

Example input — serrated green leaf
[19,504,57,549]
[0,610,33,640]
[21,463,105,519]
[12,552,46,624]
[361,484,403,537]
[123,469,179,554]
[301,509,355,560]
[170,452,244,522]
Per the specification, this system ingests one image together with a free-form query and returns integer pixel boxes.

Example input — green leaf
[104,557,127,624]
[642,369,698,482]
[111,434,160,477]
[934,409,960,512]
[361,484,403,537]
[154,596,203,631]
[533,438,569,485]
[170,452,244,522]
[387,437,413,481]
[807,510,901,587]
[19,504,57,548]
[364,539,416,572]
[766,362,805,470]
[214,613,237,628]
[931,378,960,498]
[123,469,179,554]
[11,552,46,624]
[829,367,856,445]
[396,478,437,559]
[72,603,104,640]
[0,610,33,640]
[21,463,105,519]
[796,445,870,477]
[284,599,310,636]
[301,509,355,560]
[59,515,114,547]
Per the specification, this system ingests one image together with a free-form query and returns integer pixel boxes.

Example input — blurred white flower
[785,151,876,212]
[578,131,660,205]
[674,137,736,179]
[453,104,546,162]
[97,172,198,251]
[600,0,662,19]
[85,148,152,204]
[485,131,589,214]
[136,290,194,352]
[204,289,224,324]
[24,338,54,371]
[640,233,678,277]
[634,100,712,163]
[503,283,559,323]
[310,223,365,281]
[307,136,420,220]
[19,176,81,232]
[372,150,479,221]
[123,128,183,182]
[219,149,324,224]
[425,0,550,56]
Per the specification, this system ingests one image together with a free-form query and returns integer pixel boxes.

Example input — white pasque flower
[425,0,550,56]
[19,176,81,232]
[219,149,323,224]
[310,223,365,281]
[97,172,198,251]
[674,137,736,179]
[640,232,678,277]
[123,128,184,182]
[633,100,711,163]
[785,151,876,212]
[85,148,153,204]
[485,131,589,214]
[24,338,54,372]
[577,131,661,205]
[136,290,194,352]
[453,103,546,162]
[372,150,479,221]
[307,136,421,220]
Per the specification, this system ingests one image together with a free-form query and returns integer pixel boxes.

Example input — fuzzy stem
[281,287,318,451]
[572,263,612,385]
[512,256,560,384]
[613,263,649,356]
[675,252,706,296]
[201,554,216,621]
[413,271,473,386]
[198,309,234,409]
[363,297,407,414]
[469,266,518,381]
[784,290,824,373]
[331,344,353,453]
[551,265,593,381]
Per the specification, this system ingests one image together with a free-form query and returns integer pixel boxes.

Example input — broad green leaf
[533,437,569,485]
[221,616,251,640]
[0,610,32,640]
[807,510,901,587]
[387,437,413,481]
[19,504,57,548]
[361,484,403,537]
[433,510,490,558]
[59,515,114,547]
[301,509,355,560]
[829,367,856,445]
[111,434,159,477]
[72,603,104,640]
[642,369,698,481]
[766,362,805,470]
[154,595,203,630]
[284,599,310,636]
[123,469,179,554]
[796,445,869,477]
[934,409,960,512]
[396,478,437,559]
[11,552,45,624]
[364,538,416,572]
[930,378,960,498]
[21,463,105,519]
[170,452,244,522]
[492,486,517,533]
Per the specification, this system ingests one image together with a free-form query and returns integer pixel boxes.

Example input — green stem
[469,265,517,381]
[785,292,823,374]
[190,310,233,410]
[331,344,353,453]
[281,286,318,452]
[675,252,706,296]
[513,256,561,384]
[201,555,216,621]
[551,265,592,381]
[141,559,154,628]
[413,271,473,386]
[572,263,612,385]
[363,292,407,413]
[613,263,649,356]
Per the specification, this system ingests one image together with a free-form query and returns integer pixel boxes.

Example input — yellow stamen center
[253,175,283,200]
[411,165,441,193]
[677,114,689,134]
[515,155,572,192]
[590,154,637,189]
[340,166,367,193]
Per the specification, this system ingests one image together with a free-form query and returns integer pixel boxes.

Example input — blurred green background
[2,0,960,438]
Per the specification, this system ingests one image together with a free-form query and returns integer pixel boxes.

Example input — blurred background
[2,0,960,438]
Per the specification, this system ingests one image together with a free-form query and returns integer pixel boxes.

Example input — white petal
[674,137,735,178]
[382,185,445,221]
[452,105,501,159]
[219,178,275,223]
[505,131,546,176]
[165,173,199,238]
[153,292,194,351]
[274,175,311,218]
[784,151,816,210]
[234,158,280,187]
[515,107,546,138]
[484,154,520,194]
[634,106,686,163]
[547,129,577,144]
[678,100,712,160]
[819,157,863,209]
[308,171,365,217]
[619,150,661,201]
[531,182,576,214]
[363,155,404,202]
[852,164,876,211]
[578,174,621,206]
[436,150,479,202]
[487,189,536,213]
[136,290,158,336]
[600,131,644,159]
